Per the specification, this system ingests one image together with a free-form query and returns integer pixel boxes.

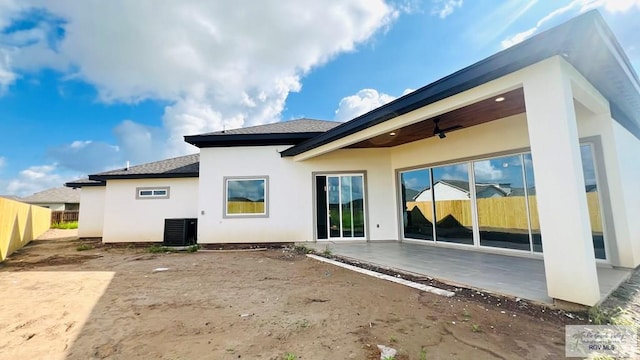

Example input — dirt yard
[0,231,580,360]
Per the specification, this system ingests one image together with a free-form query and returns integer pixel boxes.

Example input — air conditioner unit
[163,218,197,246]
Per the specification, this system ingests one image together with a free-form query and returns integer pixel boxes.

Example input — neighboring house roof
[185,118,340,148]
[21,187,80,204]
[88,153,200,181]
[0,195,22,201]
[280,10,640,157]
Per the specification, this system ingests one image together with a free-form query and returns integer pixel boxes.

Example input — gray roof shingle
[194,118,339,136]
[21,187,80,204]
[185,118,341,148]
[91,153,199,179]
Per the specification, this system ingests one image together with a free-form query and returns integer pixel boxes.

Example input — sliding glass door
[399,145,607,260]
[399,163,473,245]
[317,174,366,240]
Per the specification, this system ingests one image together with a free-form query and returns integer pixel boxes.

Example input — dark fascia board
[184,132,326,148]
[281,10,640,157]
[64,180,106,189]
[88,173,199,181]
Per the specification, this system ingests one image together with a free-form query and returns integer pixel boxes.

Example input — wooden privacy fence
[0,198,51,261]
[51,210,79,225]
[406,192,602,232]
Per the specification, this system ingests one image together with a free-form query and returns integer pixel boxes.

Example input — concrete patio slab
[306,241,631,304]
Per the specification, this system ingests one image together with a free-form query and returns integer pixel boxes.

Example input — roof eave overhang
[64,181,106,189]
[88,173,199,181]
[184,132,326,148]
[280,10,640,158]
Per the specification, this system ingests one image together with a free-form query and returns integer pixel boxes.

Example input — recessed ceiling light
[495,96,505,102]
[389,132,396,136]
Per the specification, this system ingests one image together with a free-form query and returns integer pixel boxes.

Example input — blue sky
[0,0,638,196]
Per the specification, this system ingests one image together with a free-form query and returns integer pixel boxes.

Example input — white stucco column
[523,57,600,306]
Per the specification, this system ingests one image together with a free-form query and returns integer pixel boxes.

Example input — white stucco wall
[78,187,105,238]
[198,146,395,243]
[574,97,640,268]
[102,178,198,243]
[611,121,640,266]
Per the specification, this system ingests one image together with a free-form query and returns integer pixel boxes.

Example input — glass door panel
[432,164,474,245]
[325,175,366,240]
[327,176,341,238]
[474,155,531,251]
[523,153,542,252]
[350,176,366,237]
[400,169,434,240]
[581,144,606,260]
[341,176,353,237]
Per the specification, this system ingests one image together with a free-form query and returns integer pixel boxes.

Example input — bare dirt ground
[0,231,584,360]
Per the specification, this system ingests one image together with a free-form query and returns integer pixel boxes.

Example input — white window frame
[223,176,269,218]
[136,186,170,199]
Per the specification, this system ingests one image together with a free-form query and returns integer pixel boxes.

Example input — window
[224,177,268,217]
[136,187,170,199]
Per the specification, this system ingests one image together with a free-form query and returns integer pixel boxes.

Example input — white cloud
[0,48,17,94]
[501,0,640,49]
[431,0,463,19]
[334,88,401,121]
[333,87,415,122]
[597,0,640,12]
[0,0,31,93]
[1,1,398,161]
[0,156,5,170]
[466,0,539,45]
[3,163,79,197]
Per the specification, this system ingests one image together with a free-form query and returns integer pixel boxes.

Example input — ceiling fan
[433,118,463,139]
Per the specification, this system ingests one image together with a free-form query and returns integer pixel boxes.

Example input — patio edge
[307,254,455,297]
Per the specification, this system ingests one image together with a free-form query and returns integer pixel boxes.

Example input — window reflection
[401,169,434,240]
[432,164,474,245]
[226,178,266,215]
[474,155,531,251]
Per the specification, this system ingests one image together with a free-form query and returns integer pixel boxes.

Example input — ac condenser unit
[163,218,197,246]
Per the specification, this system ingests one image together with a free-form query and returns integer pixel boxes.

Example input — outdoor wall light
[495,96,505,102]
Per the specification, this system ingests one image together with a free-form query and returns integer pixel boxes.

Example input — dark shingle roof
[281,11,640,157]
[21,187,80,204]
[89,153,199,180]
[185,118,340,148]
